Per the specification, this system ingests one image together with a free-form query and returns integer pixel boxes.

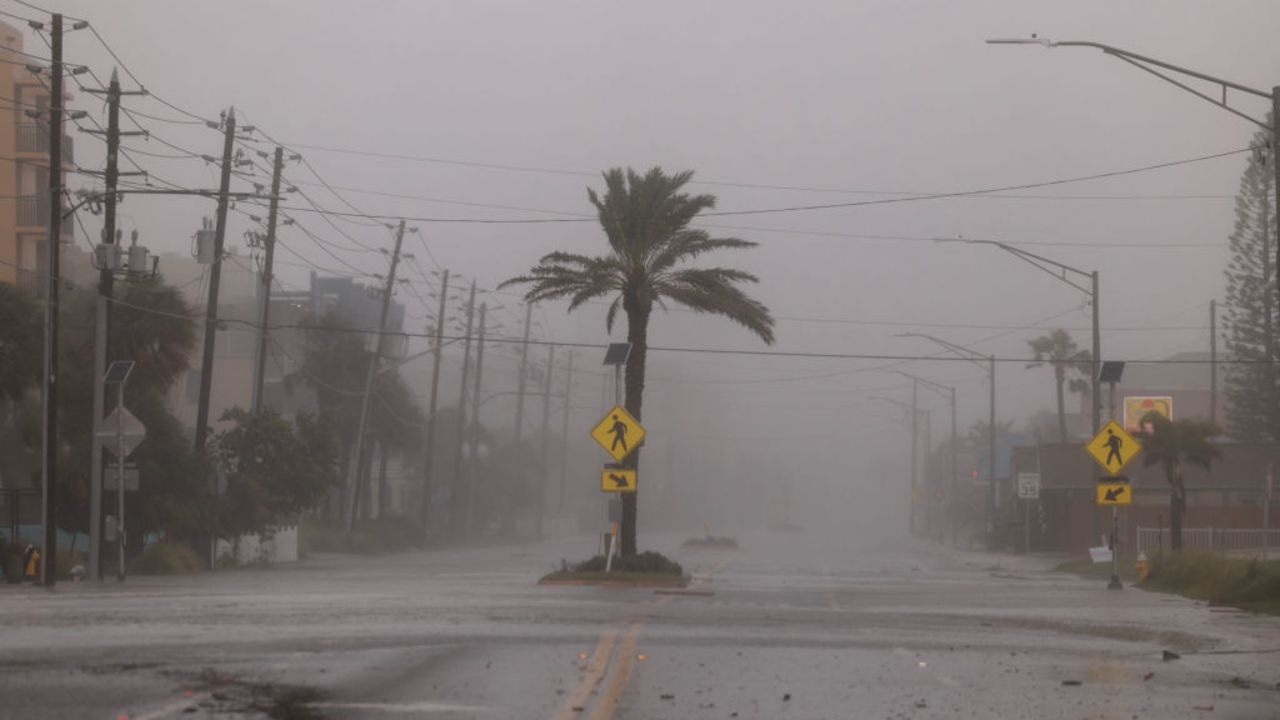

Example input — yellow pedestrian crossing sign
[1085,420,1141,475]
[601,467,637,493]
[591,405,645,462]
[1096,478,1132,506]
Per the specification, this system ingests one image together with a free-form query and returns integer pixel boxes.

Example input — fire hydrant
[1135,551,1149,582]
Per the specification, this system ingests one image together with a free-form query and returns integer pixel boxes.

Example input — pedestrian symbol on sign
[1104,429,1123,467]
[609,414,629,454]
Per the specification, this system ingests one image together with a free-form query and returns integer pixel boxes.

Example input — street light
[987,36,1278,314]
[935,236,1100,437]
[895,371,957,542]
[897,332,998,546]
[868,393,927,533]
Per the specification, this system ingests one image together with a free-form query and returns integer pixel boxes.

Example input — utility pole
[250,146,285,413]
[909,377,918,535]
[465,302,487,538]
[449,281,477,540]
[1209,299,1218,426]
[418,269,449,527]
[192,108,236,570]
[537,344,555,536]
[988,354,997,545]
[345,220,407,530]
[81,68,144,581]
[38,14,64,587]
[558,350,573,513]
[504,302,533,536]
[193,108,236,455]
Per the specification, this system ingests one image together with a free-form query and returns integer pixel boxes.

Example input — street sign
[96,405,146,458]
[1016,472,1041,500]
[601,467,637,493]
[590,405,645,462]
[1084,419,1140,475]
[1096,476,1132,506]
[103,465,139,492]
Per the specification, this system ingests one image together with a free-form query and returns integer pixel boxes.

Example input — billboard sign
[1123,396,1173,433]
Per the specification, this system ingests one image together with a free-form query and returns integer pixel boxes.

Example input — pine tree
[1222,113,1278,442]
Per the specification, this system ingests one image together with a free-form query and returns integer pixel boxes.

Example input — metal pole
[345,220,406,530]
[558,350,573,513]
[1108,381,1122,590]
[950,385,957,545]
[910,378,918,535]
[449,281,476,540]
[1091,271,1101,436]
[115,382,125,582]
[1209,299,1217,426]
[988,355,997,548]
[418,269,449,526]
[39,13,63,587]
[465,303,487,539]
[251,146,284,413]
[536,344,555,537]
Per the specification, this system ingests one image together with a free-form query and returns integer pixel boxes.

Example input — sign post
[1016,472,1040,554]
[1085,417,1140,590]
[98,361,140,583]
[598,343,635,571]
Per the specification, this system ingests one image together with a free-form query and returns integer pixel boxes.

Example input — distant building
[0,20,77,295]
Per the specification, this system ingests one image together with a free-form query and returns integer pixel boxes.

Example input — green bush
[1143,551,1280,606]
[128,541,205,575]
[573,550,683,575]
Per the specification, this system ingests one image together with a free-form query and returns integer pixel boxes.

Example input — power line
[254,145,1251,225]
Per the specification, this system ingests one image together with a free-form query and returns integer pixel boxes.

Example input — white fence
[1136,526,1280,555]
[214,526,298,565]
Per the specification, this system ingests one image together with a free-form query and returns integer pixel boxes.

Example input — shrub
[128,541,205,575]
[573,551,683,575]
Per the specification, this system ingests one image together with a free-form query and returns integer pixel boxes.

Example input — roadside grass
[1141,551,1280,614]
[539,551,686,587]
[298,515,428,556]
[1054,557,1137,581]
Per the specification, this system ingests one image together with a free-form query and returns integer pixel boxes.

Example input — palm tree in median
[502,167,776,556]
[1135,411,1220,551]
[1026,329,1093,443]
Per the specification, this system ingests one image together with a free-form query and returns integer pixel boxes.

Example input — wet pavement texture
[2,530,1279,719]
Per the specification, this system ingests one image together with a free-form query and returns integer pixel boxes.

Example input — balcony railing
[16,195,77,238]
[15,123,75,162]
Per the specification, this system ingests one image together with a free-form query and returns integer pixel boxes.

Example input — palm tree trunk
[1055,366,1067,443]
[1170,463,1185,551]
[621,304,650,557]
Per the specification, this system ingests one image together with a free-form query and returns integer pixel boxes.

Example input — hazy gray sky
[32,0,1280,527]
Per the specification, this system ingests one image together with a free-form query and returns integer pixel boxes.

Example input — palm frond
[654,267,775,344]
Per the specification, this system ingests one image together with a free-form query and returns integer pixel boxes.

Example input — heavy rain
[0,2,1279,718]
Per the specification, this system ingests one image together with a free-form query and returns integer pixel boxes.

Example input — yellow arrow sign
[591,405,645,462]
[601,467,637,493]
[1085,419,1141,475]
[1096,480,1132,506]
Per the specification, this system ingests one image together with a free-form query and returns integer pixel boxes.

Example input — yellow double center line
[552,558,732,719]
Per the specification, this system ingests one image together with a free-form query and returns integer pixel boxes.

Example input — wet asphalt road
[2,529,1280,719]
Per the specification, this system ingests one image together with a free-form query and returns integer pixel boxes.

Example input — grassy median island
[1141,551,1280,614]
[540,551,687,587]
